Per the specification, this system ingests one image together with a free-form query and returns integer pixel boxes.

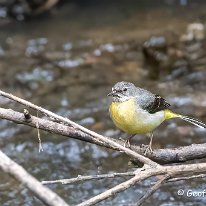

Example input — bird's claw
[124,139,131,148]
[144,145,153,156]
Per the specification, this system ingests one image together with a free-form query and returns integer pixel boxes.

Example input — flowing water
[0,1,206,205]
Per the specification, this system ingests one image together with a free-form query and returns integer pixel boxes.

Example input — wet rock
[26,37,48,56]
[58,58,84,69]
[142,23,206,81]
[78,117,95,126]
[181,23,205,42]
[0,6,7,18]
[184,71,206,85]
[16,67,54,90]
[100,43,115,53]
[104,129,120,138]
[167,96,193,107]
[60,96,69,107]
[143,36,167,49]
[0,45,5,56]
[63,42,73,51]
[142,34,185,79]
[2,0,58,20]
[93,42,122,57]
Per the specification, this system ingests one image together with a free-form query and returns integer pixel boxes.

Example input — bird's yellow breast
[109,98,165,134]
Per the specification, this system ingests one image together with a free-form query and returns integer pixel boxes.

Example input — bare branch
[77,169,149,206]
[136,174,170,206]
[0,150,69,206]
[77,163,206,205]
[136,173,206,205]
[0,107,206,164]
[1,90,206,205]
[35,0,59,14]
[168,173,206,182]
[42,171,136,185]
[0,90,158,167]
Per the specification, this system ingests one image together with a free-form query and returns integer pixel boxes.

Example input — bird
[108,81,206,154]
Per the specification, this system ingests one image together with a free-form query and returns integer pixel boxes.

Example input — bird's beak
[107,91,113,96]
[107,90,115,96]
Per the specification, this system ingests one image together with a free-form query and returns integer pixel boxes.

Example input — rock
[142,22,206,80]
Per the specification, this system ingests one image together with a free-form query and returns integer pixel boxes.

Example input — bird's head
[108,81,136,102]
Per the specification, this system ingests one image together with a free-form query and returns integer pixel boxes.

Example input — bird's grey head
[107,81,137,102]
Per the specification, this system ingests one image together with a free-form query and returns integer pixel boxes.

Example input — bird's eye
[123,88,127,91]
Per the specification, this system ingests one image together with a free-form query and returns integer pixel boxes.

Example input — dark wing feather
[144,94,171,113]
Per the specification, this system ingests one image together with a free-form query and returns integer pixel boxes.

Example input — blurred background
[0,0,206,205]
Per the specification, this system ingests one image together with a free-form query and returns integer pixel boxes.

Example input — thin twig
[77,169,151,206]
[41,172,206,186]
[36,111,43,152]
[0,90,158,167]
[136,174,170,206]
[168,173,206,182]
[42,171,136,185]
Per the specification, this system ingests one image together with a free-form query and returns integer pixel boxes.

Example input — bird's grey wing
[143,94,171,113]
[135,88,170,113]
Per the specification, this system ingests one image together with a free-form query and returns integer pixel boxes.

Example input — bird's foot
[124,139,131,148]
[144,145,153,156]
[124,135,135,148]
[119,137,124,141]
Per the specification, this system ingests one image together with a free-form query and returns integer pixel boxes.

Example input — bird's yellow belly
[109,99,165,134]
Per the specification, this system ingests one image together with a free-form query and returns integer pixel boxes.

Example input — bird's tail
[180,116,206,129]
[164,109,206,129]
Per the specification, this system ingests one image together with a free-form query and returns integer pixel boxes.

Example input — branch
[0,150,68,206]
[77,163,206,205]
[41,171,206,190]
[41,172,206,206]
[1,90,206,205]
[0,107,206,164]
[41,172,135,185]
[0,90,158,167]
[35,0,59,14]
[136,174,170,206]
[77,169,148,206]
[168,173,206,182]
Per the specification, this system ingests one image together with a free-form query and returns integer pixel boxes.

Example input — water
[0,1,206,205]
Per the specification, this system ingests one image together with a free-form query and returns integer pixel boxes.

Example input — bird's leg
[144,133,153,155]
[124,135,135,148]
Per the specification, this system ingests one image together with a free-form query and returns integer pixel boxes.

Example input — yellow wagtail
[108,81,206,153]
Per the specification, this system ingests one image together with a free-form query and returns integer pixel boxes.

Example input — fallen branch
[0,150,68,206]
